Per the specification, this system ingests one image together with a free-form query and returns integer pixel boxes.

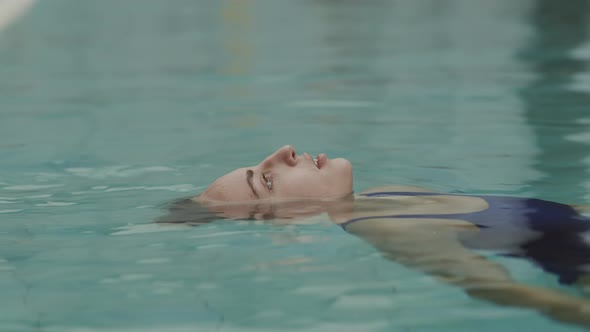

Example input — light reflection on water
[0,0,589,331]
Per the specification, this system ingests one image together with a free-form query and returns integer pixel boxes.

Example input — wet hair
[155,197,220,225]
[155,197,276,225]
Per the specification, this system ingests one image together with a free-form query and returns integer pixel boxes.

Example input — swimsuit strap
[341,191,452,229]
[345,192,589,231]
[361,191,446,197]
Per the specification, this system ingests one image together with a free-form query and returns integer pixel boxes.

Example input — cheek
[280,176,314,194]
[274,161,353,198]
[275,172,326,197]
[280,174,339,198]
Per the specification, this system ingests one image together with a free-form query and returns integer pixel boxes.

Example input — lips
[316,153,327,169]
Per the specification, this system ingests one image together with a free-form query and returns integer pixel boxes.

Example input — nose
[261,145,297,168]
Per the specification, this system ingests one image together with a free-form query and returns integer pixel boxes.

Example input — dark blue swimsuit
[342,192,590,284]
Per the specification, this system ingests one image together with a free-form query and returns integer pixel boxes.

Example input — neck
[326,194,356,223]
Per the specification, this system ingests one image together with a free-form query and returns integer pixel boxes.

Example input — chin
[333,157,353,174]
[332,158,353,192]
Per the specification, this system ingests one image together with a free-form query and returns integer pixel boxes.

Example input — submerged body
[161,146,590,328]
[342,190,590,285]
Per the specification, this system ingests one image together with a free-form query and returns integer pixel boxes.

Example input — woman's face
[199,145,353,202]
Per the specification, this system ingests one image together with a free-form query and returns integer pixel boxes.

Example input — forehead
[201,167,257,202]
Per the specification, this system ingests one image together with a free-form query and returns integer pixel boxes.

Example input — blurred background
[1,1,590,331]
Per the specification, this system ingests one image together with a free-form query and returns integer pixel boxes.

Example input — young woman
[160,145,590,328]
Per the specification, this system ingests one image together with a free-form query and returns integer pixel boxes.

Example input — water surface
[1,1,590,331]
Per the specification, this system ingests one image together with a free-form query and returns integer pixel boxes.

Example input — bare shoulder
[345,217,478,235]
[359,185,438,195]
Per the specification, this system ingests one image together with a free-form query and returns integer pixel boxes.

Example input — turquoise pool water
[1,1,590,331]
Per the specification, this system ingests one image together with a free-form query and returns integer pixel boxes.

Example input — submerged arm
[345,217,590,328]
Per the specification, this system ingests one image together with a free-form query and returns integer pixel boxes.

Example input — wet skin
[184,147,590,329]
[198,145,353,203]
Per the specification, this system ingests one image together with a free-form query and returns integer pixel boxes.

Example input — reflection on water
[520,0,590,201]
[311,0,391,97]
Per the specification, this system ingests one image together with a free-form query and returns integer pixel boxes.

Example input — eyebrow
[246,169,260,199]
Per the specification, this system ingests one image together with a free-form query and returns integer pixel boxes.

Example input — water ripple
[65,166,175,179]
[71,184,198,194]
[105,185,197,192]
[104,186,146,192]
[110,223,188,236]
[332,294,396,309]
[189,230,262,239]
[24,194,52,199]
[3,184,63,191]
[34,202,76,207]
[136,258,170,264]
[287,100,377,108]
[99,274,153,284]
[0,209,22,213]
